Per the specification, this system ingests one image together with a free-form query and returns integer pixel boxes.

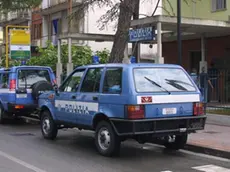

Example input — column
[157,22,164,64]
[56,39,63,86]
[122,43,130,64]
[67,38,73,75]
[199,34,207,73]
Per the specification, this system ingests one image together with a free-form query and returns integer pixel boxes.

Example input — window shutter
[211,0,216,11]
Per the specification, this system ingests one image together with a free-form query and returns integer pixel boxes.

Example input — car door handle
[71,95,76,99]
[93,96,98,101]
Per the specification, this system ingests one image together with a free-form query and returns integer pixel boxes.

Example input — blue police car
[0,66,56,123]
[38,63,206,157]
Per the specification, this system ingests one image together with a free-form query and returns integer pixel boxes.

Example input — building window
[32,23,42,40]
[212,0,226,11]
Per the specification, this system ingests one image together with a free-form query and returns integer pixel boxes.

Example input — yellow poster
[10,30,31,45]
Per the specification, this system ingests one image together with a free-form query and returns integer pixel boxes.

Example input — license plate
[162,108,177,115]
[16,94,27,98]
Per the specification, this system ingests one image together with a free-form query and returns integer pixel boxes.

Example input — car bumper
[7,103,37,115]
[110,116,206,136]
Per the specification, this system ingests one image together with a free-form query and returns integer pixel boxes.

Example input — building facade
[31,0,163,59]
[161,0,230,103]
[161,0,230,72]
[0,9,32,58]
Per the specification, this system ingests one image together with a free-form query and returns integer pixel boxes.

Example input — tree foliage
[0,42,110,70]
[0,0,41,11]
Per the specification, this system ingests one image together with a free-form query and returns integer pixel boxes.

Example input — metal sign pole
[177,0,182,65]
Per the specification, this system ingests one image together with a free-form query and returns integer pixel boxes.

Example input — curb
[206,113,230,127]
[184,144,230,159]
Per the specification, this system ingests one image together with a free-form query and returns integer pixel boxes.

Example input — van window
[133,68,196,93]
[18,70,51,88]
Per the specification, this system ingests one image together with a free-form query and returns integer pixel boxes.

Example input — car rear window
[133,67,196,93]
[18,69,51,88]
[0,73,9,88]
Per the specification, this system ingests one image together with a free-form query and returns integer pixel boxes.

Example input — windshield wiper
[165,79,188,91]
[144,77,171,94]
[165,79,195,88]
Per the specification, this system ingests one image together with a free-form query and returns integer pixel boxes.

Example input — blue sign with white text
[129,27,155,42]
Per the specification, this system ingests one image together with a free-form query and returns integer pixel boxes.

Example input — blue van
[0,66,56,123]
[38,63,206,157]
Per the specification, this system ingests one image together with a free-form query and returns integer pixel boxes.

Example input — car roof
[75,63,182,70]
[0,66,53,72]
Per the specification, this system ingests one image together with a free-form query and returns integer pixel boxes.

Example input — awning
[131,15,230,43]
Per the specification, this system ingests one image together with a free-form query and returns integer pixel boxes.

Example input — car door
[77,67,104,126]
[55,69,86,123]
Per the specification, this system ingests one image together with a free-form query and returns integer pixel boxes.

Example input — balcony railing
[42,0,82,10]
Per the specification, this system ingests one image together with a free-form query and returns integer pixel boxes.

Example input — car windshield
[18,69,51,88]
[133,67,196,92]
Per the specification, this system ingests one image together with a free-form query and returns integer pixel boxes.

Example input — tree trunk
[109,0,139,63]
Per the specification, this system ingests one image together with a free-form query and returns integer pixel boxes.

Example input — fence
[197,69,230,108]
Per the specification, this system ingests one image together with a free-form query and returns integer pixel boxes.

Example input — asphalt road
[0,120,230,172]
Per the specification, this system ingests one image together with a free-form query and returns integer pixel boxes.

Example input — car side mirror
[53,84,59,96]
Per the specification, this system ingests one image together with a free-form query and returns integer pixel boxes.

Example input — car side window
[61,70,85,92]
[80,68,103,93]
[0,73,9,88]
[103,68,122,94]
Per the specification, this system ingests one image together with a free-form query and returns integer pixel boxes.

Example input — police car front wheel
[0,105,6,124]
[95,121,121,157]
[41,111,58,140]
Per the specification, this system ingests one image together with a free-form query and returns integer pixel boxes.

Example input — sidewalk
[185,124,230,159]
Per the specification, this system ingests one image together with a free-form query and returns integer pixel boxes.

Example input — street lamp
[177,0,182,65]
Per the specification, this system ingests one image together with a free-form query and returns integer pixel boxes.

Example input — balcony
[39,0,82,15]
[0,10,31,27]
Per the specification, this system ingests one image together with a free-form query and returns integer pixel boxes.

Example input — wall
[162,0,230,21]
[162,35,230,72]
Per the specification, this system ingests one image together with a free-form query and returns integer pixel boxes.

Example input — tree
[74,0,200,63]
[74,0,140,63]
[0,0,41,11]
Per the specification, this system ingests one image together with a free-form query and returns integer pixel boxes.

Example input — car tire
[95,121,121,157]
[41,110,58,140]
[0,105,5,124]
[164,134,188,150]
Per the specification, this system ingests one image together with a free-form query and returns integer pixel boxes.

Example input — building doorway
[190,51,201,73]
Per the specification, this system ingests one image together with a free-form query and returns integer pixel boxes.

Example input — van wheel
[0,105,6,124]
[95,121,121,157]
[164,134,188,150]
[41,110,58,140]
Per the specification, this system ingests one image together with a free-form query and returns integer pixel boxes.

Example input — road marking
[161,171,173,172]
[0,150,46,172]
[192,164,230,172]
[145,143,230,163]
[180,149,230,163]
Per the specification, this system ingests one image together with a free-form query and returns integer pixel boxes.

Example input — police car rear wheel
[164,134,188,150]
[95,121,120,157]
[41,111,58,140]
